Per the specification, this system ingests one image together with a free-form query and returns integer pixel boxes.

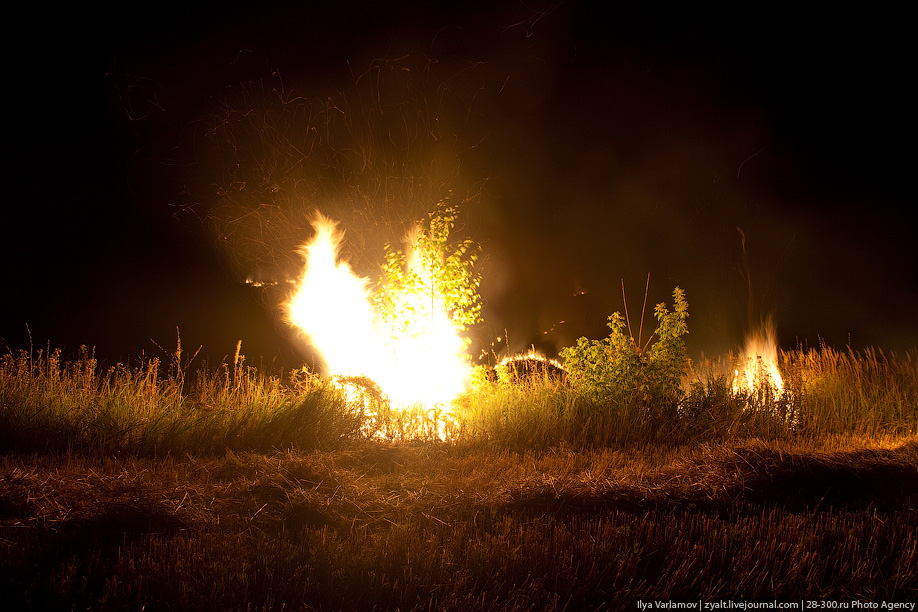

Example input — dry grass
[2,435,916,610]
[1,343,916,609]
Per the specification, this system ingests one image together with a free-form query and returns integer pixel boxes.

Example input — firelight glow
[284,214,472,410]
[733,319,785,398]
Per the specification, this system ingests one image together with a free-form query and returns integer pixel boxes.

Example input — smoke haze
[4,1,915,366]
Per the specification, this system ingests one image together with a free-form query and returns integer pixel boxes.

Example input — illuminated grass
[4,342,914,609]
[457,346,917,451]
[0,346,365,455]
[2,344,916,454]
[784,346,918,437]
[1,341,916,609]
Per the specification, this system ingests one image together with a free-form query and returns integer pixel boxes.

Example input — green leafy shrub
[560,287,689,408]
[374,196,482,349]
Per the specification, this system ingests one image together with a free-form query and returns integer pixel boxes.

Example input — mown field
[1,344,916,610]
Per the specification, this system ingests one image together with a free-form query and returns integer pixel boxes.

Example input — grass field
[1,343,916,610]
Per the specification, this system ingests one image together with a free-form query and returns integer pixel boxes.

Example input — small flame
[733,318,785,397]
[285,214,472,412]
[498,349,565,372]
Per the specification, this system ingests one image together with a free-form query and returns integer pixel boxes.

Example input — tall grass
[784,345,918,437]
[458,346,918,451]
[0,346,365,456]
[455,372,688,450]
[1,342,916,455]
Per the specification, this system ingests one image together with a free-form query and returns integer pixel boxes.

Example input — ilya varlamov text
[636,603,799,611]
[635,603,916,611]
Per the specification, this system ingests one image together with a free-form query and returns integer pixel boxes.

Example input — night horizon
[4,1,916,370]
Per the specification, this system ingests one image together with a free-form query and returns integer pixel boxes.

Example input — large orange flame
[285,214,472,411]
[733,318,785,397]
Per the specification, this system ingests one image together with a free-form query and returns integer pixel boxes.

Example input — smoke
[185,56,476,281]
[134,3,918,361]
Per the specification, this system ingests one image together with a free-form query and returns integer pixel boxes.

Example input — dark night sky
[3,2,916,370]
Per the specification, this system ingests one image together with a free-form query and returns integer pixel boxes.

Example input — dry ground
[2,435,916,610]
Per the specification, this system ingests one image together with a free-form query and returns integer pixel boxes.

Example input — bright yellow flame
[285,214,472,412]
[733,319,785,397]
[497,349,565,373]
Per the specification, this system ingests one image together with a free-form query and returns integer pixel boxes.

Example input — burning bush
[284,199,481,415]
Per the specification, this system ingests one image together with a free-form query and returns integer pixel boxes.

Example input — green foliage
[374,196,481,347]
[560,287,690,406]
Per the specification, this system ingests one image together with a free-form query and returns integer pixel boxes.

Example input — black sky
[3,2,915,369]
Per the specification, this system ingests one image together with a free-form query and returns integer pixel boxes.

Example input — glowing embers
[493,350,568,385]
[284,214,472,413]
[733,319,785,400]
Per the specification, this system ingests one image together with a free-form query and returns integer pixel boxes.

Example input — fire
[285,214,472,411]
[733,318,785,398]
